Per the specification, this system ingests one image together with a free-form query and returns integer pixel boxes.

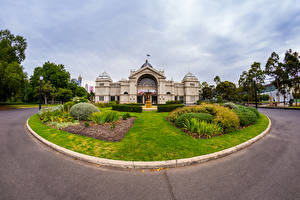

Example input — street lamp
[39,76,43,110]
[253,77,258,109]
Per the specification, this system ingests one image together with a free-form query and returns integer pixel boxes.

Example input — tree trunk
[44,96,47,105]
[276,79,280,104]
[52,97,54,104]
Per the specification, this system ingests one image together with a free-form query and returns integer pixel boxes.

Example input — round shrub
[168,103,239,133]
[233,106,257,126]
[175,113,213,128]
[223,102,237,110]
[247,106,259,117]
[70,103,99,120]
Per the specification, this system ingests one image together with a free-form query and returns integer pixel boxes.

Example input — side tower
[95,72,112,103]
[182,72,200,104]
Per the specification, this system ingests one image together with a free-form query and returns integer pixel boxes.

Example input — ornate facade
[95,60,200,104]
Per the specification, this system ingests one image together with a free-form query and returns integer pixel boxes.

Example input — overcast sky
[1,0,300,86]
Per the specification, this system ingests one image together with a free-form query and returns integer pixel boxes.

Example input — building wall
[95,67,199,104]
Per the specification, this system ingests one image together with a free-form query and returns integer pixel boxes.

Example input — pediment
[129,66,166,79]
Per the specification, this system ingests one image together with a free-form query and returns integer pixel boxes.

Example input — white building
[95,60,200,104]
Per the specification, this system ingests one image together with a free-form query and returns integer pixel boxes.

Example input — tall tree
[30,62,70,89]
[284,49,300,106]
[214,76,221,85]
[199,82,215,100]
[265,52,288,102]
[0,29,27,102]
[216,81,237,101]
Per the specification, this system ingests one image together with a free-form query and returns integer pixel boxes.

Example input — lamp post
[39,76,43,110]
[253,77,258,109]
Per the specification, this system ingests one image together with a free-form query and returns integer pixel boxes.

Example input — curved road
[0,108,299,200]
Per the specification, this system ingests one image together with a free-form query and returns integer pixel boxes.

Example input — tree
[0,29,27,64]
[265,52,288,102]
[216,81,238,101]
[0,29,27,102]
[214,76,221,85]
[284,49,300,106]
[30,62,70,89]
[0,61,26,101]
[56,88,73,103]
[35,81,55,104]
[199,82,215,100]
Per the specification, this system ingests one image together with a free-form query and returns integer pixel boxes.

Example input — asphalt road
[0,108,299,200]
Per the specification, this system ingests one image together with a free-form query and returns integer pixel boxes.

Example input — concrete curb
[26,116,271,169]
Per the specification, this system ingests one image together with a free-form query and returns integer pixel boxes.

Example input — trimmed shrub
[70,103,99,120]
[183,118,223,138]
[223,102,237,110]
[157,104,184,112]
[233,105,258,126]
[122,113,131,120]
[90,111,119,125]
[167,103,239,133]
[112,104,142,112]
[40,109,74,123]
[247,106,259,117]
[166,100,181,104]
[175,113,213,128]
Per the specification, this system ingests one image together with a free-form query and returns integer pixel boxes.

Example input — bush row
[157,104,184,112]
[233,105,259,126]
[112,104,142,112]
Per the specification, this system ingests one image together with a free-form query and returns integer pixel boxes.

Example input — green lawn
[28,111,269,161]
[0,104,59,110]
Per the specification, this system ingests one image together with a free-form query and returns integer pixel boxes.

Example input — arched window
[166,92,171,95]
[124,91,128,94]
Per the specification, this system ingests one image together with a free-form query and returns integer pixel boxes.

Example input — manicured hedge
[166,100,181,104]
[233,105,258,126]
[157,104,184,112]
[112,104,142,112]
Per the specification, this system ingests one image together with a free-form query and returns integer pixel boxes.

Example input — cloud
[1,0,300,85]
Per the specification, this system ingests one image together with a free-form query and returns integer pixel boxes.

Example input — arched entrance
[137,74,158,104]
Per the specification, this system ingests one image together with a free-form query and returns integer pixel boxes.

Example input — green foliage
[112,104,142,112]
[175,113,213,128]
[223,102,237,110]
[38,105,63,115]
[73,96,88,103]
[183,118,223,138]
[199,81,215,100]
[233,105,258,126]
[46,121,79,129]
[0,29,27,64]
[168,103,239,133]
[216,95,223,103]
[90,111,120,125]
[39,109,74,123]
[70,103,99,120]
[247,106,259,117]
[0,61,26,101]
[165,100,181,104]
[216,81,237,101]
[56,88,73,103]
[84,121,90,127]
[122,113,131,120]
[260,94,270,101]
[157,104,184,112]
[95,102,111,108]
[63,101,76,111]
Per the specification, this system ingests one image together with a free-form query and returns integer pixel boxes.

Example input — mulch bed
[61,118,135,142]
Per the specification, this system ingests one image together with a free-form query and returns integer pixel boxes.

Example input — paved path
[0,108,299,200]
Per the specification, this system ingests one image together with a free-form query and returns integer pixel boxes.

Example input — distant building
[85,84,88,92]
[78,75,82,86]
[261,83,293,102]
[95,60,200,104]
[89,86,94,93]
